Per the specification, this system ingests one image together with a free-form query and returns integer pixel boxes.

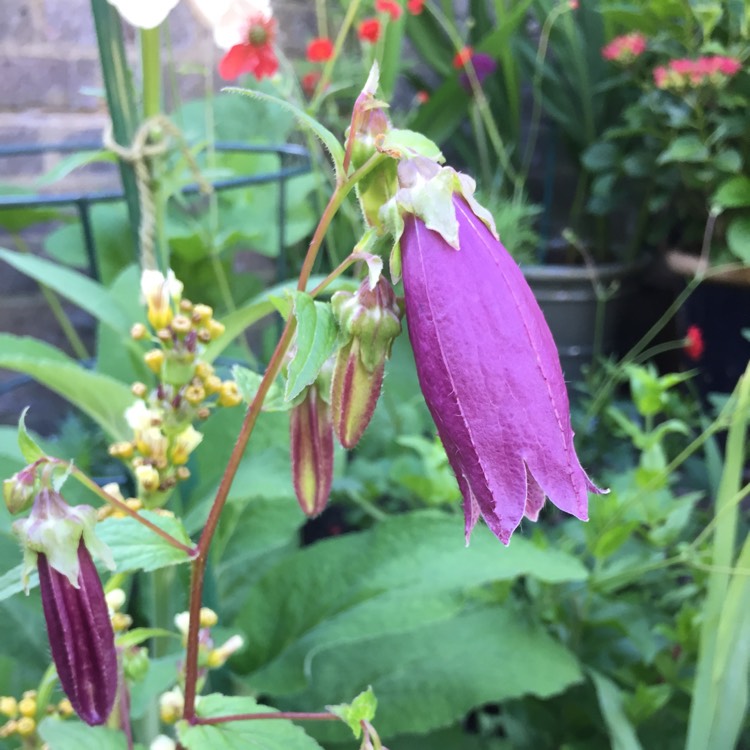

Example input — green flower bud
[3,466,36,515]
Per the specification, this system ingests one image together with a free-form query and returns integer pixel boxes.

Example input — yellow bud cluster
[0,692,39,739]
[0,697,17,718]
[112,612,133,632]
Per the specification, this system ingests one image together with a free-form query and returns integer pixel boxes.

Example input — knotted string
[104,115,212,271]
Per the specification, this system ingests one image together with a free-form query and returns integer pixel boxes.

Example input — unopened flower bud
[207,319,225,339]
[169,426,203,465]
[193,304,213,322]
[330,276,402,448]
[204,375,222,395]
[17,697,35,718]
[108,441,135,459]
[141,270,182,331]
[0,697,17,718]
[135,465,160,493]
[159,688,184,724]
[199,607,218,628]
[183,384,206,405]
[131,382,148,399]
[290,385,334,517]
[105,588,126,612]
[175,467,191,481]
[171,315,192,335]
[144,349,165,374]
[218,381,241,407]
[57,698,74,717]
[130,323,148,340]
[179,298,193,313]
[12,489,117,725]
[111,612,133,632]
[3,466,36,515]
[124,646,149,682]
[151,734,177,750]
[16,716,34,737]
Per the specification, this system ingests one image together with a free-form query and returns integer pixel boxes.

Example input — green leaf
[379,129,443,162]
[38,718,129,750]
[224,87,345,179]
[233,366,289,412]
[582,142,619,172]
[714,149,742,173]
[292,605,582,740]
[233,511,585,736]
[712,176,750,209]
[177,694,324,750]
[656,135,709,165]
[34,150,117,187]
[96,511,193,572]
[726,215,750,262]
[0,564,36,602]
[589,670,644,750]
[327,686,377,739]
[0,335,133,441]
[0,248,132,334]
[116,627,177,648]
[17,406,43,463]
[285,293,339,401]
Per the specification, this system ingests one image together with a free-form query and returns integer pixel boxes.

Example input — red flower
[301,71,321,98]
[358,18,381,43]
[569,0,579,7]
[307,37,334,63]
[415,90,429,104]
[375,0,403,20]
[218,15,278,81]
[601,32,647,64]
[453,46,473,69]
[407,0,425,13]
[685,325,704,361]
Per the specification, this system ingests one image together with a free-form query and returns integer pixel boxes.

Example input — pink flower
[218,14,278,80]
[718,55,742,75]
[307,37,334,63]
[653,64,669,88]
[407,0,425,13]
[656,55,742,90]
[375,0,402,20]
[602,32,647,63]
[394,158,604,544]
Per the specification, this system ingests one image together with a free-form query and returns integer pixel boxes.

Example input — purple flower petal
[459,52,498,92]
[402,195,603,544]
[38,543,118,725]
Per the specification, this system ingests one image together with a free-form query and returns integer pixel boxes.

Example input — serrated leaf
[327,687,377,739]
[232,366,289,412]
[96,512,193,572]
[224,87,345,179]
[285,293,339,401]
[177,694,324,750]
[17,406,43,463]
[38,718,129,750]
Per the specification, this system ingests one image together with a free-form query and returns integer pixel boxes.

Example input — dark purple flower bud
[390,158,606,544]
[458,52,498,92]
[290,384,334,517]
[12,488,117,724]
[38,542,118,725]
[331,276,402,448]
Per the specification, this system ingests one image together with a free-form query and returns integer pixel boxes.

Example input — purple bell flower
[392,158,605,544]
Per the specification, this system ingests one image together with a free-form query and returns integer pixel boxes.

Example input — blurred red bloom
[358,17,381,43]
[654,55,742,90]
[415,90,429,104]
[307,37,334,63]
[218,15,278,81]
[453,46,473,69]
[375,0,403,20]
[601,32,647,63]
[569,0,579,7]
[407,0,425,13]
[685,325,704,361]
[301,71,320,98]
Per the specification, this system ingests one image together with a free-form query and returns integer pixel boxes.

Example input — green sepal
[327,686,378,739]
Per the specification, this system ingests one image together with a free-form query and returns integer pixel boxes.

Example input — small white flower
[205,0,273,50]
[125,400,152,432]
[174,611,191,635]
[150,736,177,750]
[106,0,181,29]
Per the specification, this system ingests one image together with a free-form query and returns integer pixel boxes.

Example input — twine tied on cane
[104,115,212,271]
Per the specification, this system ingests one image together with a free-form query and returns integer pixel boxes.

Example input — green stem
[140,26,167,271]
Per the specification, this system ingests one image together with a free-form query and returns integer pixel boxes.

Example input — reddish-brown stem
[181,150,388,723]
[193,711,339,725]
[56,461,195,556]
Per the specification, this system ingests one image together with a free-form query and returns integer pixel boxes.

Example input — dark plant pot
[522,260,647,381]
[683,280,750,395]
